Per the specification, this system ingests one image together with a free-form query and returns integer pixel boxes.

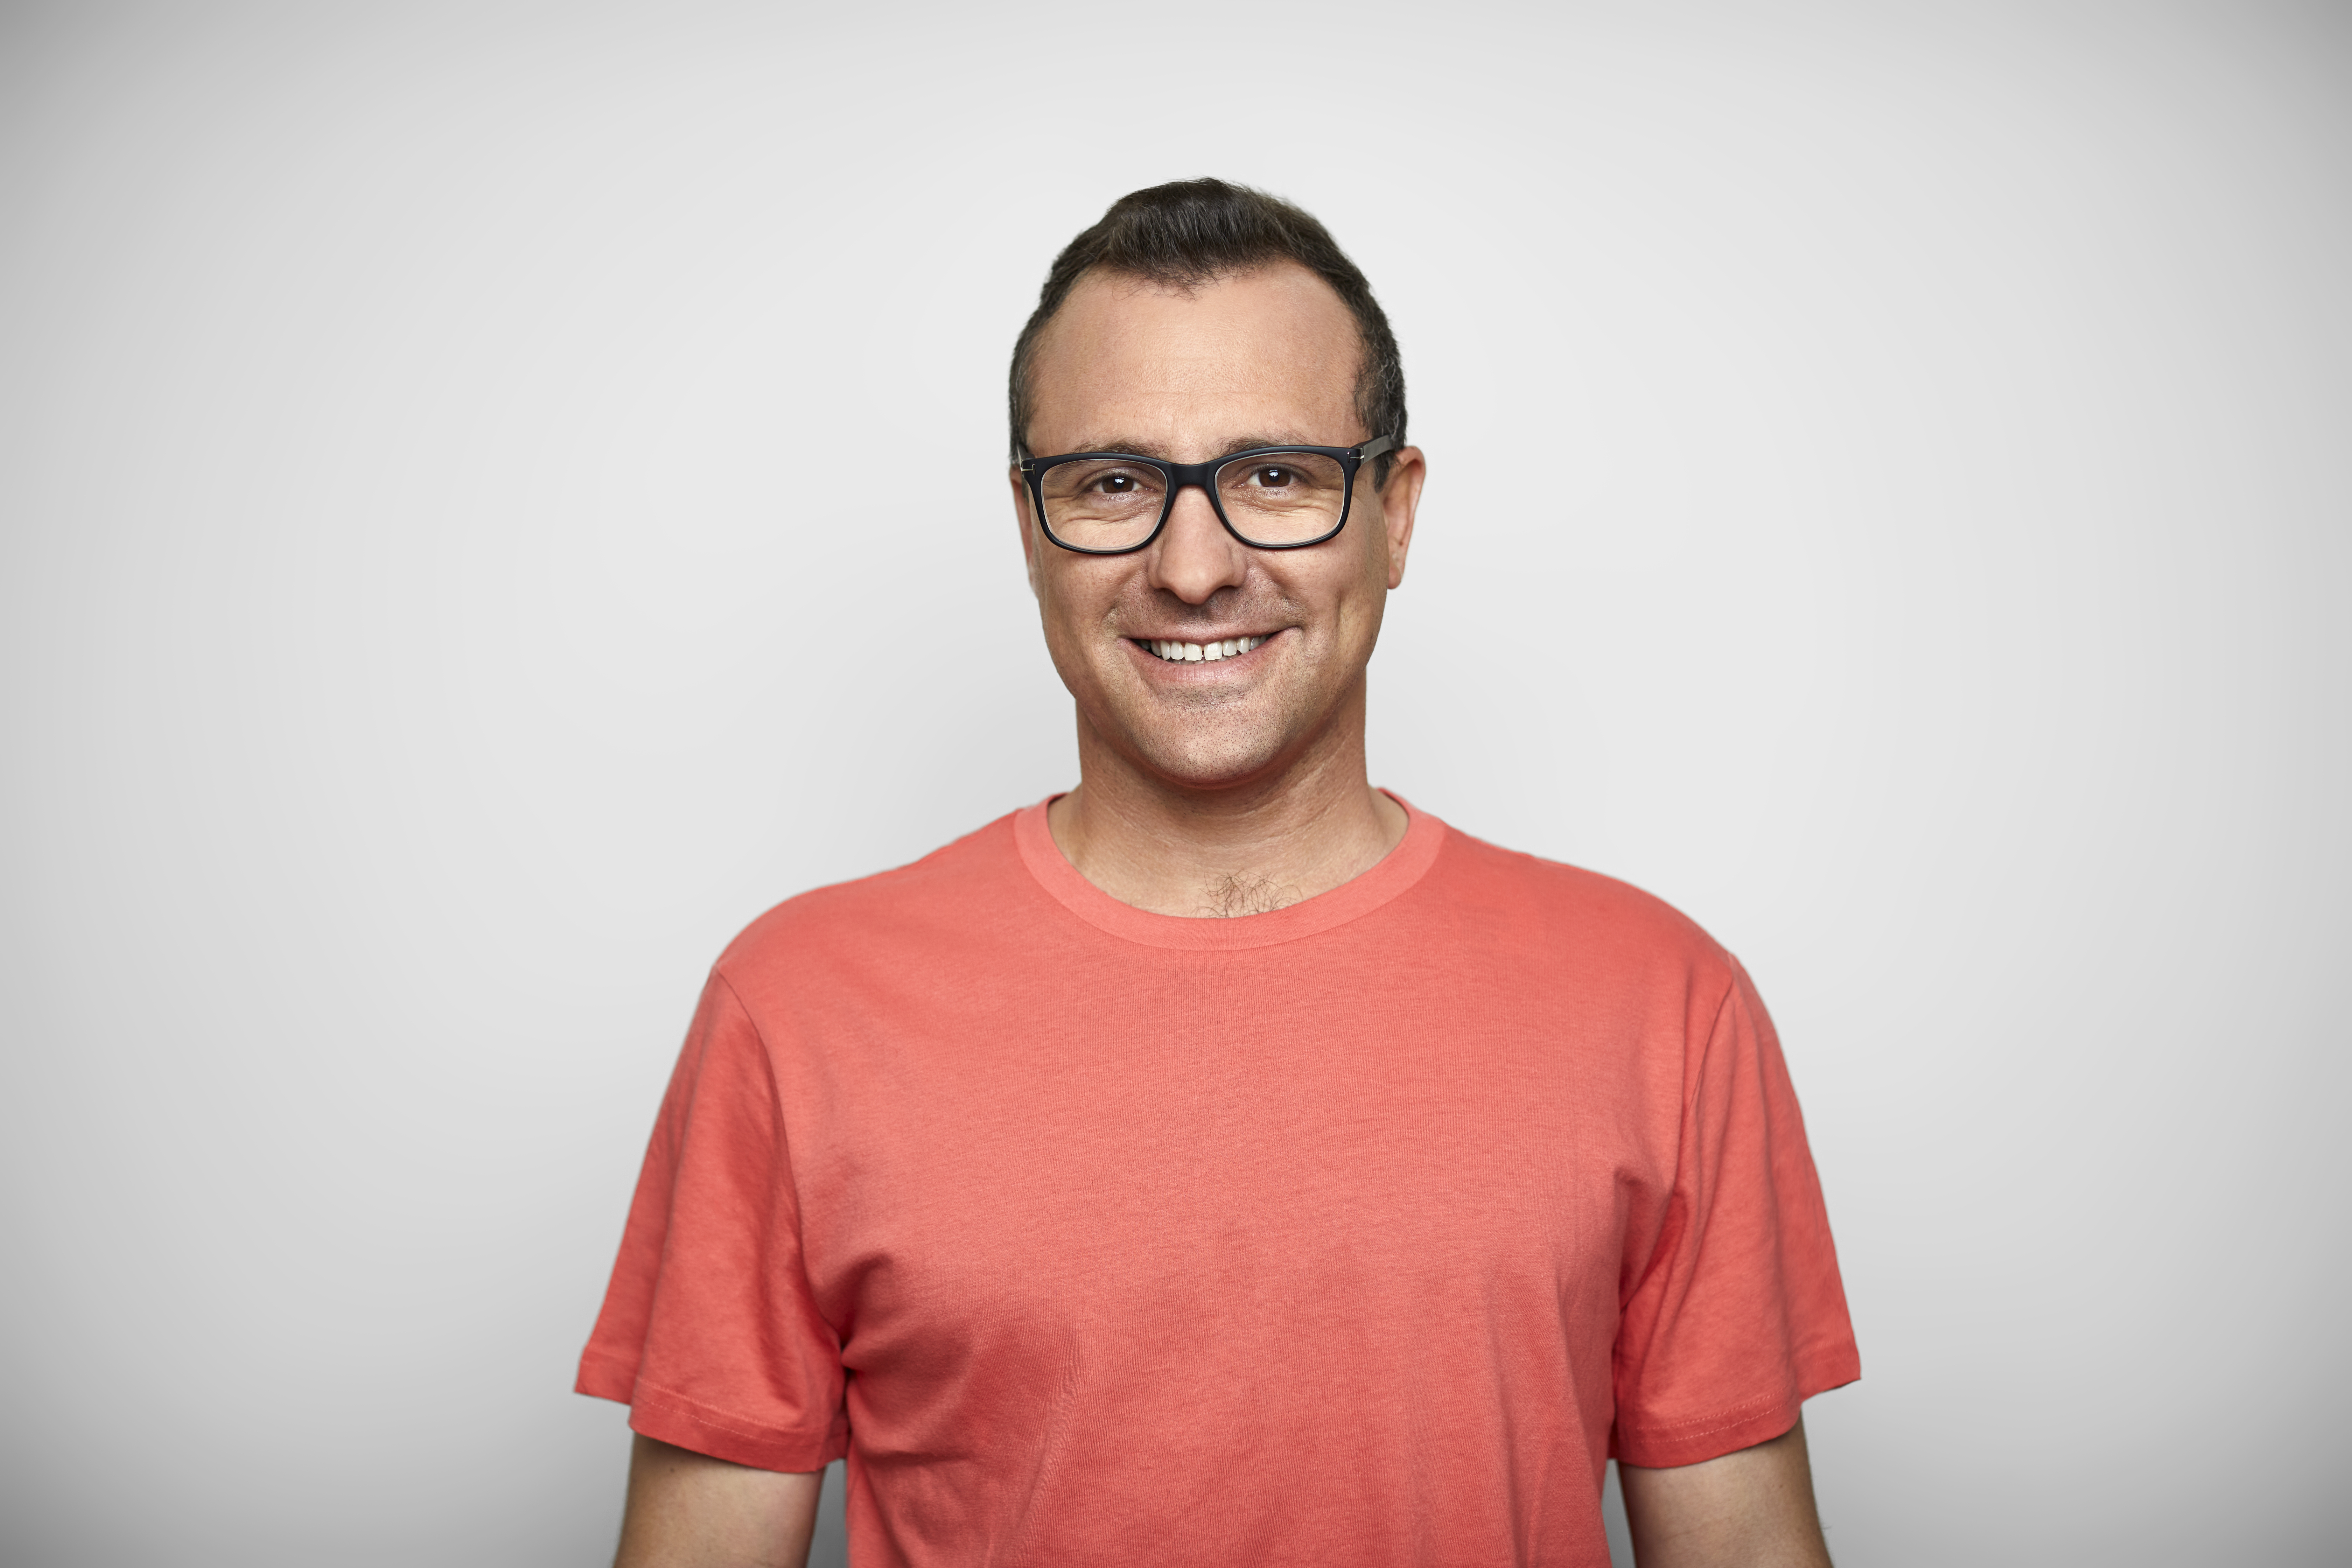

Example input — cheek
[1034,583,1085,656]
[1033,563,1125,647]
[1332,532,1395,613]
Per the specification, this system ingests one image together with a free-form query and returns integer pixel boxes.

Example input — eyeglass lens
[1040,452,1351,550]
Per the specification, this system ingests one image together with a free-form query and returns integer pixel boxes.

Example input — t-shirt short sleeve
[575,971,849,1472]
[1610,957,1860,1468]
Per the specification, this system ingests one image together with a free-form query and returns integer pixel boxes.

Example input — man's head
[1009,180,1407,483]
[1009,180,1426,796]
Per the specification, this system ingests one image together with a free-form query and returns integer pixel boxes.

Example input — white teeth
[1142,635,1269,661]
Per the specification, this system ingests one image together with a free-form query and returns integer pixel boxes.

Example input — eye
[1094,473,1138,494]
[1247,465,1298,489]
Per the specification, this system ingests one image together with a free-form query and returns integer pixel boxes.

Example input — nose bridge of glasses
[1162,456,1225,499]
[1160,462,1235,538]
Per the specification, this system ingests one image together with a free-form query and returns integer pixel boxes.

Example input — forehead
[1026,263,1363,453]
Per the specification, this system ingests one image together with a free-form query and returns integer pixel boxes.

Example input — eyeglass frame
[1016,435,1398,556]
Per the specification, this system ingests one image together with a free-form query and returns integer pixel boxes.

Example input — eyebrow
[1055,433,1334,460]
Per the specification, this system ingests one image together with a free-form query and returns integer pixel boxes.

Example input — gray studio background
[3,3,2346,1564]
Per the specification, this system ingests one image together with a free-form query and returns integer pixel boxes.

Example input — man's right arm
[613,1434,824,1568]
[1617,1418,1832,1568]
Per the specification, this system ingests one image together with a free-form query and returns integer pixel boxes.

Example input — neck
[1047,684,1409,918]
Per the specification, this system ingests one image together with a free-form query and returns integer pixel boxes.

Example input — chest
[779,958,1680,1367]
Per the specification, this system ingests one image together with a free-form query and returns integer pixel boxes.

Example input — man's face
[1015,264,1422,792]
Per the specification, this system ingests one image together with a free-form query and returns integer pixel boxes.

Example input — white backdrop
[2,3,2345,1564]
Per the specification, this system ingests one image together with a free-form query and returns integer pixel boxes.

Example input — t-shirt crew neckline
[1012,789,1446,951]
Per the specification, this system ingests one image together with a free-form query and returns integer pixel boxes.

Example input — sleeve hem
[1614,1348,1861,1470]
[574,1347,639,1405]
[574,1350,847,1473]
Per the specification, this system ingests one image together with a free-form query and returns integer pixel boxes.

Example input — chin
[1129,725,1299,792]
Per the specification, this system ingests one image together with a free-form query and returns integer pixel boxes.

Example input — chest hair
[1198,871,1301,918]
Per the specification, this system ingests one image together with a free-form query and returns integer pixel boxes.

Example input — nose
[1145,482,1248,603]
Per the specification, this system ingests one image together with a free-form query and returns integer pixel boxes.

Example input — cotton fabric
[579,797,1858,1566]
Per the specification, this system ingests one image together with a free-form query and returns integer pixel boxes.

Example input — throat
[1046,779,1405,919]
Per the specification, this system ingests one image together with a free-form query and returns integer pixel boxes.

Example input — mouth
[1132,634,1273,664]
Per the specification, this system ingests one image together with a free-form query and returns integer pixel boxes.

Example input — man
[580,178,1858,1567]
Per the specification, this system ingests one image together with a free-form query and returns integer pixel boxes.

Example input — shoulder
[1423,819,1738,988]
[712,808,1025,982]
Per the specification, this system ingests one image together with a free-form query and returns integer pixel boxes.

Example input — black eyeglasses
[1018,436,1396,555]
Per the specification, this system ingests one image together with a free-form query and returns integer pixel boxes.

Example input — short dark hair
[1008,178,1407,484]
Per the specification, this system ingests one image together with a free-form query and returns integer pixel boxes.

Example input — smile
[1135,635,1271,663]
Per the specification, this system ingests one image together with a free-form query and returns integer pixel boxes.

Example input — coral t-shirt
[578,797,1858,1567]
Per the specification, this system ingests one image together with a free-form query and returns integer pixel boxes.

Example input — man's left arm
[1617,1417,1833,1568]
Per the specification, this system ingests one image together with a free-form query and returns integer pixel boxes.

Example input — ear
[1376,446,1427,590]
[1010,466,1042,598]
